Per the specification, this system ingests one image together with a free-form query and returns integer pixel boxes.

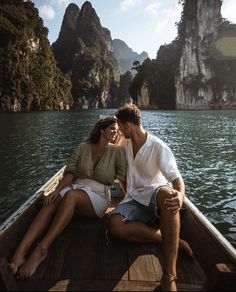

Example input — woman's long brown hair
[86,116,121,144]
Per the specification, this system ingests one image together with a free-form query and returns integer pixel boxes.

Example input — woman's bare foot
[179,239,193,258]
[8,253,26,275]
[17,244,47,279]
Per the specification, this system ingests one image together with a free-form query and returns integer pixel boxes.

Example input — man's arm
[172,177,185,198]
[164,177,185,214]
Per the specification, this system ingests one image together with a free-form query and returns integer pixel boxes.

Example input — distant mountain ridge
[112,39,148,73]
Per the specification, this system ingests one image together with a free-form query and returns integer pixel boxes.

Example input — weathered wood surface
[1,182,235,291]
[0,257,18,291]
[14,214,206,291]
[180,203,236,276]
[18,279,204,291]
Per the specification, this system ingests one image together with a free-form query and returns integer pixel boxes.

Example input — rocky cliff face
[52,1,121,108]
[52,3,80,74]
[113,39,148,73]
[0,0,73,112]
[175,0,236,109]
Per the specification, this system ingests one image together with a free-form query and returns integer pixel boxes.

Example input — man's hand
[43,190,59,206]
[164,189,185,214]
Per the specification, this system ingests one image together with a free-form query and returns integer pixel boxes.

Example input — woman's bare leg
[18,189,96,279]
[9,196,62,274]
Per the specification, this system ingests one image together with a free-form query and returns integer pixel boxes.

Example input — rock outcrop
[175,0,236,109]
[0,0,73,112]
[52,1,121,108]
[130,0,236,110]
[113,39,148,73]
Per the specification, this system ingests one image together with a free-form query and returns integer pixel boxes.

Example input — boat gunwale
[0,166,235,265]
[0,166,65,236]
[184,197,236,264]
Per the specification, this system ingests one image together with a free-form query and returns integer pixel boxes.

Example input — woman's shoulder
[73,141,90,152]
[108,144,126,155]
[108,143,124,149]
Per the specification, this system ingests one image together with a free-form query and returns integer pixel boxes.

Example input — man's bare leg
[109,192,186,291]
[108,216,192,255]
[18,190,96,279]
[9,196,62,274]
[158,189,180,292]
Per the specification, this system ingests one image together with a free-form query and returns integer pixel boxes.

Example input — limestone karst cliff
[131,0,236,109]
[175,0,236,109]
[52,1,121,108]
[0,0,73,112]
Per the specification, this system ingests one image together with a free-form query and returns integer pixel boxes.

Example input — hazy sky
[33,0,236,59]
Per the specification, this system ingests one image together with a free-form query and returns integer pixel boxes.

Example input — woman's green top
[64,142,127,185]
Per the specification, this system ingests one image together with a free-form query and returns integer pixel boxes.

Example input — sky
[33,0,236,59]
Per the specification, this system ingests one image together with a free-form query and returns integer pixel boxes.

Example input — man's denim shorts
[111,186,169,224]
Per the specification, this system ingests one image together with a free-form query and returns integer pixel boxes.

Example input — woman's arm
[44,172,75,206]
[117,179,127,195]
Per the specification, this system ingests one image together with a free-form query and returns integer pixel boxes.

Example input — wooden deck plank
[95,235,129,280]
[23,219,73,280]
[128,242,158,281]
[60,216,100,280]
[0,257,18,291]
[177,253,207,285]
[41,226,72,280]
[15,214,206,291]
[18,279,204,291]
[149,241,207,285]
[180,209,235,277]
[149,244,163,281]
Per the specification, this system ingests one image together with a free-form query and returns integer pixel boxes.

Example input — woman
[9,116,126,279]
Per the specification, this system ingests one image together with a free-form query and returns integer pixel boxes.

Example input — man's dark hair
[115,103,141,125]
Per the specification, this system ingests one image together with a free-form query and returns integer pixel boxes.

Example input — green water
[0,109,235,247]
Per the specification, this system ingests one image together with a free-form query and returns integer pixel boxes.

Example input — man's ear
[125,122,132,130]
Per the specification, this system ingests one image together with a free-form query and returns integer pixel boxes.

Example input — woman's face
[103,122,119,142]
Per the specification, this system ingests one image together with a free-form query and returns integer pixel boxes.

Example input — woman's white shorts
[59,179,111,218]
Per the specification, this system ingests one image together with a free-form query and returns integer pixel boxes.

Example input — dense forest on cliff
[0,0,73,111]
[130,41,181,109]
[52,2,121,108]
[129,1,185,109]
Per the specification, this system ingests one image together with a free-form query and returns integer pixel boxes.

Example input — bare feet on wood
[17,243,47,279]
[8,253,26,275]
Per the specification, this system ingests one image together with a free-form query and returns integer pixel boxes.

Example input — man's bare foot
[179,239,193,258]
[8,254,26,275]
[161,272,177,291]
[17,244,47,279]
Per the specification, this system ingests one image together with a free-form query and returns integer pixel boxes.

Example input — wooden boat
[0,166,236,291]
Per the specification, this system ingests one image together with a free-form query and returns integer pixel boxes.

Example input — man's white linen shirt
[122,132,182,206]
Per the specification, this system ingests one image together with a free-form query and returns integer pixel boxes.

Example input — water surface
[0,110,235,246]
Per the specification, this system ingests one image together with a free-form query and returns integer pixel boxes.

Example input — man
[108,103,192,292]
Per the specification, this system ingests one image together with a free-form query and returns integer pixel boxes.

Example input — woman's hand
[43,190,60,206]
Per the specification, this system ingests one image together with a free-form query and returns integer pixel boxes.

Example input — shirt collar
[127,131,152,148]
[145,132,153,147]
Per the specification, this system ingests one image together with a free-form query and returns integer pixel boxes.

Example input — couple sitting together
[9,103,193,291]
